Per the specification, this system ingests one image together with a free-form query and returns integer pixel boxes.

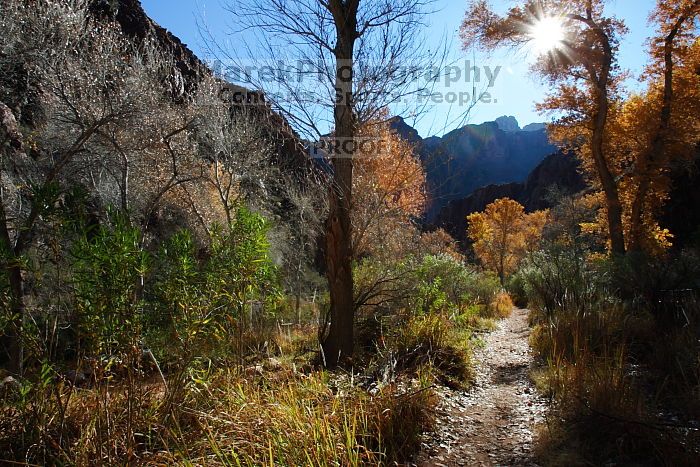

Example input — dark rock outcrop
[91,0,208,97]
[390,117,557,220]
[388,116,422,145]
[662,147,700,249]
[434,152,586,246]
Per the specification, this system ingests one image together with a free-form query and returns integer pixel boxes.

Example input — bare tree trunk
[323,189,355,365]
[588,22,626,257]
[591,103,626,256]
[321,0,359,367]
[120,152,130,213]
[0,202,24,375]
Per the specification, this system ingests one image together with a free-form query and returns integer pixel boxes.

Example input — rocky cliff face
[91,0,208,98]
[390,116,557,220]
[495,116,521,132]
[92,0,310,176]
[434,151,586,246]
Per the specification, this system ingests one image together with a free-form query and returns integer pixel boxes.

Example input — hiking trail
[417,308,549,466]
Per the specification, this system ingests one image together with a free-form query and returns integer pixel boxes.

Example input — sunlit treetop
[460,0,628,81]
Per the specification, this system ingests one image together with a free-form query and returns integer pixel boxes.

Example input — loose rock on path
[416,308,549,467]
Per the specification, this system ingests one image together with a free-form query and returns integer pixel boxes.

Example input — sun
[528,16,566,55]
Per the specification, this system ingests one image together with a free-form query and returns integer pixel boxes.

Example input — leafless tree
[206,0,447,367]
[0,0,199,372]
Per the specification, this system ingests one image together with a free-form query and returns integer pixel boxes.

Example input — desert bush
[505,270,528,307]
[523,242,700,464]
[520,247,614,320]
[353,255,484,388]
[355,254,500,316]
[72,210,149,359]
[411,255,478,308]
[363,381,437,463]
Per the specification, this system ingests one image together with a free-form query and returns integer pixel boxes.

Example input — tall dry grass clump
[521,247,700,465]
[488,291,514,319]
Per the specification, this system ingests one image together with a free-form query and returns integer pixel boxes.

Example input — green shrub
[146,229,213,364]
[148,206,279,367]
[72,210,149,358]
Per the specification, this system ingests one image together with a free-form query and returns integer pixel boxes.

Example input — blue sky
[142,0,657,137]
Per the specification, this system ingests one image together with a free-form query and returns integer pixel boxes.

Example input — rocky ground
[416,308,549,466]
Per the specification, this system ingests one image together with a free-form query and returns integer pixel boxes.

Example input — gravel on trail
[416,308,550,467]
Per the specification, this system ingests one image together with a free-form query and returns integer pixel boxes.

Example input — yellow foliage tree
[562,4,700,254]
[462,0,700,255]
[462,0,628,255]
[467,198,548,283]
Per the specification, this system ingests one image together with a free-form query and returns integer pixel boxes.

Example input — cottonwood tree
[352,113,427,259]
[214,0,444,366]
[555,0,700,254]
[625,0,700,252]
[467,198,547,284]
[461,0,628,255]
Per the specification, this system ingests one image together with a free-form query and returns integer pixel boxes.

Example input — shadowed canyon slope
[390,116,557,221]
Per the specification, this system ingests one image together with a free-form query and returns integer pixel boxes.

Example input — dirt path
[416,308,549,466]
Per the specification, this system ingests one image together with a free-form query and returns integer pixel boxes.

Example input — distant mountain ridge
[434,152,587,246]
[390,116,557,220]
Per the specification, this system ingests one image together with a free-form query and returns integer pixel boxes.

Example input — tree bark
[588,21,626,256]
[628,7,697,252]
[591,101,626,256]
[321,0,359,367]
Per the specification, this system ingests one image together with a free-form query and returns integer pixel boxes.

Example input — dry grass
[0,333,439,466]
[530,306,700,466]
[388,313,474,389]
[488,291,514,319]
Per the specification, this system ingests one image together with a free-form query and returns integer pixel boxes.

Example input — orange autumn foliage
[419,228,465,262]
[467,198,548,283]
[352,113,427,259]
[548,6,700,254]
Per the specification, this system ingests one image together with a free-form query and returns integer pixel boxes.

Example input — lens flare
[529,16,565,55]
